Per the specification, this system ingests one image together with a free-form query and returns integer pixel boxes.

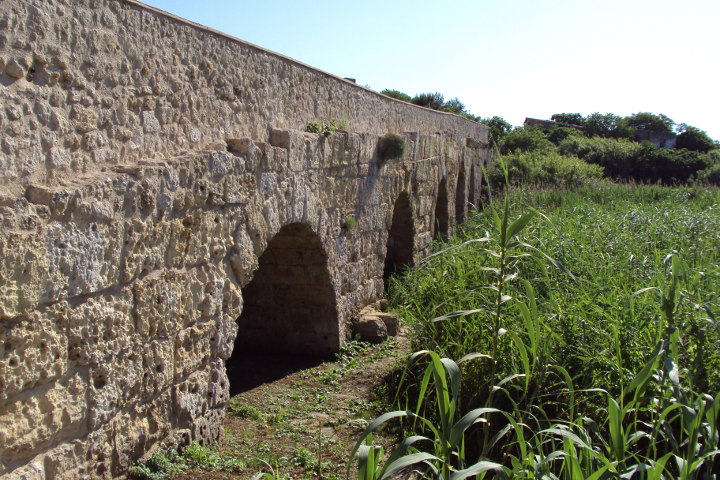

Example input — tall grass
[351,183,720,478]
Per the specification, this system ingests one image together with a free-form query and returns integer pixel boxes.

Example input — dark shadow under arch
[468,165,476,210]
[455,166,466,224]
[226,222,338,395]
[433,178,449,240]
[383,192,414,283]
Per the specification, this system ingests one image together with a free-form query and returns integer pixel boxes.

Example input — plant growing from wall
[344,215,358,231]
[378,133,406,163]
[306,117,347,137]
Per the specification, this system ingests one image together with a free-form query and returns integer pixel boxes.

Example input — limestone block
[228,227,259,286]
[173,367,210,423]
[207,150,244,179]
[87,349,143,430]
[139,339,174,399]
[0,309,68,401]
[43,221,123,302]
[191,408,224,445]
[85,339,172,432]
[354,315,387,344]
[108,389,174,473]
[373,311,400,336]
[66,288,134,366]
[208,359,230,409]
[221,173,254,204]
[0,371,87,467]
[18,438,93,480]
[121,218,170,283]
[165,210,234,268]
[133,270,194,339]
[174,321,213,381]
[0,232,46,318]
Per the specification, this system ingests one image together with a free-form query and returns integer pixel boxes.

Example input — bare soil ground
[175,333,410,480]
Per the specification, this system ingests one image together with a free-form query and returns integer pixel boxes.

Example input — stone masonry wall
[0,1,491,478]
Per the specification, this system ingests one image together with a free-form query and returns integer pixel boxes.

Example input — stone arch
[383,192,414,283]
[229,222,339,358]
[433,178,449,240]
[455,165,466,224]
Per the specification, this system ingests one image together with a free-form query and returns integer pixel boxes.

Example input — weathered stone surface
[354,315,388,344]
[0,0,493,478]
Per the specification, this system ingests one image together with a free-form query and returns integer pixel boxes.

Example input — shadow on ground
[225,350,328,396]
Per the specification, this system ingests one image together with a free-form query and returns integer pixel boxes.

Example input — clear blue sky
[142,0,719,140]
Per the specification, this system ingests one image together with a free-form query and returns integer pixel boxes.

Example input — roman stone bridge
[0,0,492,477]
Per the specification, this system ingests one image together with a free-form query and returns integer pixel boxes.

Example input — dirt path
[175,333,410,480]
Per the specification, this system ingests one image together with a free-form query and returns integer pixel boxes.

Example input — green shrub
[546,126,582,145]
[344,215,357,231]
[696,161,720,185]
[377,133,405,162]
[558,136,716,183]
[558,135,642,178]
[486,151,604,190]
[502,126,553,154]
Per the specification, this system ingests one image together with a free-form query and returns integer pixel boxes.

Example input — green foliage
[546,125,582,145]
[584,112,630,138]
[377,133,405,163]
[130,442,244,479]
[363,184,720,479]
[559,135,717,183]
[229,399,263,420]
[626,111,675,132]
[480,116,512,146]
[696,159,720,185]
[677,126,717,152]
[501,126,553,154]
[306,118,346,137]
[439,97,465,115]
[558,135,643,177]
[380,89,411,102]
[411,92,445,110]
[344,215,358,231]
[550,112,586,126]
[486,151,603,190]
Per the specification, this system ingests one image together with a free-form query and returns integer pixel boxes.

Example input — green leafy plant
[307,117,346,137]
[344,215,358,231]
[130,441,244,479]
[378,133,405,163]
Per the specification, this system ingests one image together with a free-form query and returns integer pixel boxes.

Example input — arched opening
[383,192,414,283]
[433,178,449,240]
[226,222,338,394]
[455,166,466,224]
[468,165,476,210]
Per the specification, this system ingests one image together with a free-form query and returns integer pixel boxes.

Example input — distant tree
[676,126,717,153]
[440,97,465,115]
[584,113,623,138]
[480,116,513,145]
[551,113,586,126]
[380,89,412,102]
[625,112,674,132]
[411,92,445,110]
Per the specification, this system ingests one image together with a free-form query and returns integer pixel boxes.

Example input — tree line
[380,89,719,185]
